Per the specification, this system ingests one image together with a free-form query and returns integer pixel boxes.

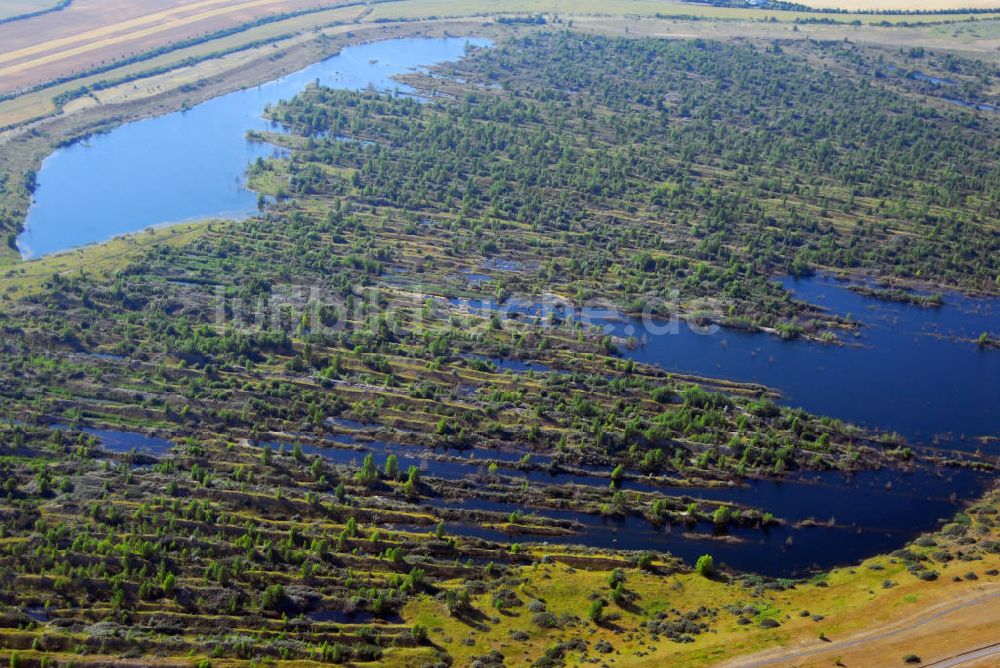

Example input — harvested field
[0,2,370,128]
[571,13,1000,61]
[0,0,347,93]
[371,0,1000,23]
[799,0,1000,8]
[0,0,62,21]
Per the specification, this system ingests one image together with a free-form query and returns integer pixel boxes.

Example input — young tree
[384,454,399,479]
[695,554,714,578]
[588,599,605,624]
[355,452,378,484]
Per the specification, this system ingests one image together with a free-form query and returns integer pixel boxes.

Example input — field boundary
[692,0,1000,16]
[1,0,998,124]
[0,0,70,26]
[0,1,363,106]
[3,0,999,112]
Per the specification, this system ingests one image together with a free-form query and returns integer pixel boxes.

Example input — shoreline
[0,17,504,262]
[2,24,996,311]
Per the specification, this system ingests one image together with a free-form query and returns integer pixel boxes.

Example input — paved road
[725,586,1000,668]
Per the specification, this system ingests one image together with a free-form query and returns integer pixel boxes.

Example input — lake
[14,35,998,575]
[452,276,999,449]
[256,435,985,576]
[16,37,489,258]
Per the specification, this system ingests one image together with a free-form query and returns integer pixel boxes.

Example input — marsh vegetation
[0,22,997,668]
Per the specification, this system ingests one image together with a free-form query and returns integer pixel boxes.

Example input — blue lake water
[426,465,973,576]
[13,34,998,574]
[885,66,996,112]
[17,37,488,258]
[942,97,999,113]
[51,425,173,456]
[452,276,999,448]
[257,433,985,575]
[910,71,957,87]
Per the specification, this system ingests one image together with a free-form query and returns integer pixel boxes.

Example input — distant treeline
[681,0,1000,15]
[0,0,71,26]
[496,14,547,25]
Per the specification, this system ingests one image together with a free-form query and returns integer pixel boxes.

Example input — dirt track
[925,642,1000,668]
[724,585,1000,668]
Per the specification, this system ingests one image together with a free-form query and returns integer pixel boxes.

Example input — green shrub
[695,554,714,577]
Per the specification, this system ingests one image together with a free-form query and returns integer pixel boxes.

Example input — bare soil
[724,584,1000,668]
[0,0,344,93]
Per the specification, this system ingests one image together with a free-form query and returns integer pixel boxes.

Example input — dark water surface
[51,425,173,456]
[453,276,999,448]
[17,38,488,258]
[438,276,997,573]
[15,35,997,575]
[255,431,985,576]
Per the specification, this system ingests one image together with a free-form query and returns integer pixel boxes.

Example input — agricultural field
[0,2,998,667]
[0,0,352,93]
[0,3,371,128]
[3,1,1000,259]
[798,0,1000,8]
[0,0,63,22]
[366,0,1000,23]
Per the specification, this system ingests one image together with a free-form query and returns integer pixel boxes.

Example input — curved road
[726,586,1000,668]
